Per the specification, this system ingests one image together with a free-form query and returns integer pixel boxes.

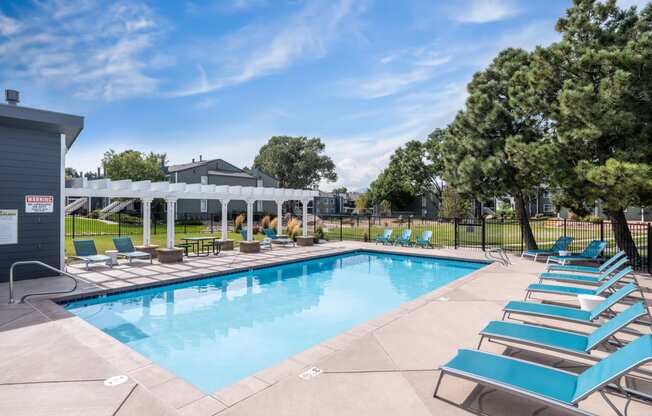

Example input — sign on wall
[25,195,54,213]
[0,209,18,245]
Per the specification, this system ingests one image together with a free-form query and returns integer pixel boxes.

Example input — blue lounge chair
[547,250,626,274]
[263,228,295,246]
[539,256,629,286]
[546,240,607,265]
[375,229,393,245]
[521,236,574,261]
[72,239,112,270]
[112,237,152,265]
[524,267,634,300]
[415,230,433,248]
[503,283,640,324]
[478,302,648,356]
[394,229,412,246]
[434,334,652,416]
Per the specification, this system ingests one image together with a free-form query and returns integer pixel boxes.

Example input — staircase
[65,197,88,214]
[99,199,135,220]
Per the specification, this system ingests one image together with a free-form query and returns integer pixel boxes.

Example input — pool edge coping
[30,245,498,413]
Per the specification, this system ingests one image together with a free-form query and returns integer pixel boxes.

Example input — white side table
[105,250,119,266]
[578,294,605,311]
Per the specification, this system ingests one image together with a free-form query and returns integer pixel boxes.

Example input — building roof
[207,170,255,179]
[167,159,214,173]
[0,103,84,149]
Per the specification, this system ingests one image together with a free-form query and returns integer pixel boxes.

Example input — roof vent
[192,158,195,163]
[5,89,19,106]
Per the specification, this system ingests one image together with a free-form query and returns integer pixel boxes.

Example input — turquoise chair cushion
[504,301,591,322]
[527,283,596,296]
[443,349,578,404]
[573,335,652,402]
[113,237,136,253]
[73,239,98,256]
[481,321,589,353]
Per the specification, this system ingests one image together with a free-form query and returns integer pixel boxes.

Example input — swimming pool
[65,251,486,393]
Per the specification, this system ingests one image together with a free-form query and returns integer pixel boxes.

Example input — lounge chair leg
[501,311,508,320]
[599,390,624,416]
[477,336,484,349]
[433,371,445,398]
[523,291,530,301]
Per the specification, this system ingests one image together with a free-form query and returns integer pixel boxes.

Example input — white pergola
[65,179,318,248]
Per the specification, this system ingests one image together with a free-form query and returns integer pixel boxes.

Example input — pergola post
[221,199,230,240]
[246,199,254,241]
[276,200,284,235]
[166,198,177,249]
[142,197,152,246]
[302,199,309,237]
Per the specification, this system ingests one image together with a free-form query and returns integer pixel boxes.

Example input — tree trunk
[515,193,538,250]
[607,208,640,265]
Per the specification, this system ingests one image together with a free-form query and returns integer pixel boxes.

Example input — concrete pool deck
[1,242,651,415]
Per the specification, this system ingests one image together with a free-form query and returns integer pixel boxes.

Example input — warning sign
[25,195,54,213]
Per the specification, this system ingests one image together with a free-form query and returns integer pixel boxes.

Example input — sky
[0,0,648,191]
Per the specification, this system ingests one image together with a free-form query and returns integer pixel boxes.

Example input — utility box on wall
[0,92,83,282]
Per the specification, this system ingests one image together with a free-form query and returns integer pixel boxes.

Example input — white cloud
[324,84,467,190]
[0,1,170,101]
[340,46,450,99]
[0,12,22,36]
[170,0,368,97]
[456,0,521,24]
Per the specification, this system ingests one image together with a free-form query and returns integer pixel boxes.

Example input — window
[201,176,208,185]
[542,190,550,199]
[543,204,553,213]
[200,199,207,213]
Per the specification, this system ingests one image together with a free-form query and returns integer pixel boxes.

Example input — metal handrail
[9,261,79,304]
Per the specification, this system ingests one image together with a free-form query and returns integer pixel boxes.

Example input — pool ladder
[484,248,511,266]
[8,261,80,304]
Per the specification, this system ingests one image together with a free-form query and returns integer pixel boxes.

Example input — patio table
[180,236,220,256]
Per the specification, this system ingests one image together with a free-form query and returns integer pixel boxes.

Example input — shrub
[234,213,245,231]
[287,218,301,239]
[581,215,604,224]
[261,215,271,229]
[494,208,517,221]
[270,217,278,232]
[253,225,261,234]
[314,220,327,242]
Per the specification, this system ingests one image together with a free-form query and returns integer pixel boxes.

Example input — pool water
[65,251,485,393]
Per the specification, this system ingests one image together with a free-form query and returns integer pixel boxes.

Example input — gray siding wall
[0,126,61,282]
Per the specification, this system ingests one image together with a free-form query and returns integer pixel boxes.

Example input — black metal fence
[316,215,651,273]
[65,211,651,272]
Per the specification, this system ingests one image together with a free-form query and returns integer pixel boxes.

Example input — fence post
[340,216,343,241]
[211,214,214,234]
[647,224,651,274]
[184,214,187,234]
[118,212,122,237]
[408,216,412,229]
[454,218,459,249]
[600,220,605,241]
[481,217,486,251]
[368,214,372,241]
[563,218,567,236]
[72,213,76,239]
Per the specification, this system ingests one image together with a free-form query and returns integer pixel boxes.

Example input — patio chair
[521,236,573,261]
[263,228,295,247]
[524,267,634,301]
[434,334,652,416]
[112,237,152,265]
[502,282,641,325]
[538,256,629,286]
[394,229,412,246]
[478,302,648,356]
[547,250,626,274]
[240,228,248,241]
[375,229,393,245]
[546,240,607,265]
[415,230,433,248]
[72,239,112,270]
